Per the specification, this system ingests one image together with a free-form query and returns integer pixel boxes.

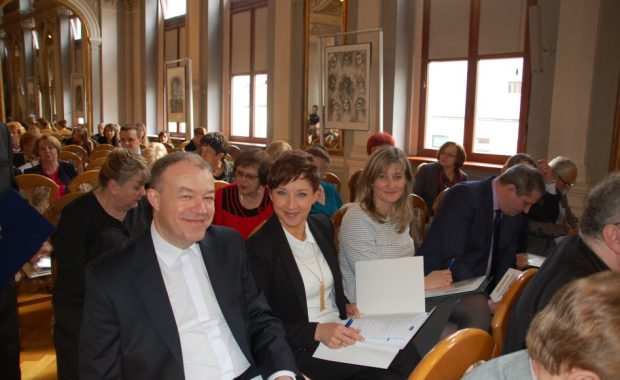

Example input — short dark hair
[504,153,537,169]
[497,164,545,196]
[580,172,620,240]
[305,144,330,164]
[121,124,142,138]
[234,148,271,186]
[436,141,466,168]
[150,151,210,191]
[267,150,320,192]
[193,127,206,136]
[200,132,229,155]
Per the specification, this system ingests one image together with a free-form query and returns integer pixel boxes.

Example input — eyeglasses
[439,151,457,159]
[556,173,575,188]
[236,171,259,180]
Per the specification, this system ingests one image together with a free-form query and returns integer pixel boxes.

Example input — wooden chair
[490,268,538,356]
[68,170,100,193]
[347,169,363,202]
[178,140,191,150]
[409,193,429,246]
[432,187,450,216]
[228,144,242,160]
[330,204,350,252]
[58,150,83,174]
[93,143,115,152]
[214,180,229,191]
[85,156,107,171]
[15,174,59,214]
[163,142,175,153]
[50,132,64,141]
[324,172,342,193]
[408,328,496,380]
[90,148,112,161]
[62,144,89,166]
[44,192,86,226]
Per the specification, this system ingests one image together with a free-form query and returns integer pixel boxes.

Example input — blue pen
[448,258,455,270]
[344,319,353,328]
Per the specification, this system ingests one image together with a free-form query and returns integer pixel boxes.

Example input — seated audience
[7,121,25,153]
[200,131,235,182]
[65,125,95,157]
[135,122,150,148]
[56,119,72,136]
[265,140,292,161]
[13,131,40,171]
[24,135,77,198]
[414,141,468,213]
[52,148,151,379]
[339,147,453,305]
[97,123,120,146]
[504,172,620,353]
[79,152,297,379]
[247,150,421,379]
[366,131,395,155]
[142,142,168,168]
[184,127,206,152]
[213,148,273,239]
[464,271,620,380]
[93,123,105,141]
[119,124,142,155]
[37,117,56,132]
[157,130,169,144]
[527,156,579,255]
[305,145,343,217]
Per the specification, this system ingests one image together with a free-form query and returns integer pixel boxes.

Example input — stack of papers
[22,257,52,279]
[313,257,431,369]
[424,275,488,299]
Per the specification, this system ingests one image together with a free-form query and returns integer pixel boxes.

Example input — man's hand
[30,240,52,265]
[537,159,554,185]
[424,269,453,290]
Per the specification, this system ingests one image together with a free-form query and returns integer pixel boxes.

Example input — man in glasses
[212,148,274,239]
[504,172,620,353]
[527,156,579,255]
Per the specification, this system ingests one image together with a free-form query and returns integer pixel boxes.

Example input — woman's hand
[346,303,361,318]
[314,322,364,349]
[424,269,453,290]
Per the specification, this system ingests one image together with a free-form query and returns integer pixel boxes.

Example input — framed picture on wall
[323,43,371,131]
[71,74,85,124]
[165,59,193,137]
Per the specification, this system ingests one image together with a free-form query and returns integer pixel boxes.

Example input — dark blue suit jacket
[417,177,522,288]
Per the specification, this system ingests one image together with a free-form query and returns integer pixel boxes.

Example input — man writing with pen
[418,164,545,331]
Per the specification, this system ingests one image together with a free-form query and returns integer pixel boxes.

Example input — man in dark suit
[419,164,544,288]
[503,172,620,353]
[79,151,297,380]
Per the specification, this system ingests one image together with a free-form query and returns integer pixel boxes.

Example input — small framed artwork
[165,59,193,137]
[323,43,371,131]
[71,74,85,124]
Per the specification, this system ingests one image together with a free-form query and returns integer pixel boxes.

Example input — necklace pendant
[319,281,326,311]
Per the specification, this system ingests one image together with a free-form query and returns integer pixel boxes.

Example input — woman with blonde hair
[24,135,77,198]
[339,147,452,305]
[7,121,25,153]
[142,142,168,168]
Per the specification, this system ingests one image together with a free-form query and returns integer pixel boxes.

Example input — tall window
[161,0,186,20]
[230,1,268,143]
[162,1,186,136]
[418,0,532,164]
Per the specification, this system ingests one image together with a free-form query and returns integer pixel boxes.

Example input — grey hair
[580,172,620,240]
[549,156,578,178]
[497,164,545,196]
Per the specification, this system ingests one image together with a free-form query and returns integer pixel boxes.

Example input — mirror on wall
[0,1,89,126]
[303,0,347,154]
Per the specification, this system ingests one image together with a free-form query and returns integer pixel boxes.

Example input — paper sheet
[424,275,488,298]
[313,341,400,369]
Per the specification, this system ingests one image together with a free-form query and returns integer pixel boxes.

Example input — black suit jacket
[79,226,297,380]
[418,177,523,288]
[246,214,347,353]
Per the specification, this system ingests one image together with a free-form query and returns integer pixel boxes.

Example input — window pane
[473,58,523,155]
[254,74,268,139]
[163,0,186,19]
[424,60,467,149]
[167,122,186,135]
[231,75,251,137]
[70,18,82,41]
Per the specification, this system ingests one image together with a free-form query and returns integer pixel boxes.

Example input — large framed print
[324,43,371,131]
[71,74,86,124]
[166,65,186,123]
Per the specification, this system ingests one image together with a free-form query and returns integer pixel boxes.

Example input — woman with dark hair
[212,148,272,239]
[414,141,468,213]
[66,125,95,157]
[24,135,78,198]
[246,150,421,379]
[97,123,120,147]
[305,145,342,217]
[51,148,151,380]
[200,131,235,182]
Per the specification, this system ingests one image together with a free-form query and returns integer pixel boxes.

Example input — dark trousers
[0,282,21,380]
[53,304,83,380]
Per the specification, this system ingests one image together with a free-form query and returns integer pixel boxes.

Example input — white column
[270,0,292,140]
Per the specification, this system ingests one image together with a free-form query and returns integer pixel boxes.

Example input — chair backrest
[228,144,242,160]
[68,170,101,193]
[163,142,175,153]
[347,169,363,202]
[491,268,538,355]
[44,192,86,226]
[324,172,342,192]
[58,150,83,174]
[62,144,89,167]
[432,187,450,216]
[330,204,350,251]
[90,148,112,161]
[15,174,60,214]
[408,328,496,380]
[93,143,116,152]
[178,140,191,150]
[85,156,107,171]
[214,180,228,191]
[409,193,429,246]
